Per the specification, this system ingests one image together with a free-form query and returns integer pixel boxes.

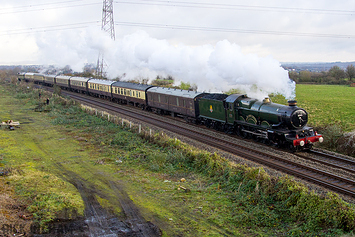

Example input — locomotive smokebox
[288,100,297,106]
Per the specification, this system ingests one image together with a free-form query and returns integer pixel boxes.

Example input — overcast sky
[1,0,354,97]
[2,0,355,65]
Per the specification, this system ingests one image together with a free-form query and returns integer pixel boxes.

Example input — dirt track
[34,163,162,237]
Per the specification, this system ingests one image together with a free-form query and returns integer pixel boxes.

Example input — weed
[1,80,355,236]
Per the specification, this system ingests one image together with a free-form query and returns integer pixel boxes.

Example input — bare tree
[346,64,355,81]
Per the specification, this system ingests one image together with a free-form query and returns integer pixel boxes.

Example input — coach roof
[112,81,154,91]
[147,87,205,99]
[70,77,91,83]
[88,79,114,86]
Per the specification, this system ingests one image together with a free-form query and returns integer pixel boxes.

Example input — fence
[80,104,156,137]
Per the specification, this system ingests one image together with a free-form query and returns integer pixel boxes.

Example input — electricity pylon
[96,0,115,78]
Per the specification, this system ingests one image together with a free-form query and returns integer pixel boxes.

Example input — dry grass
[0,177,32,236]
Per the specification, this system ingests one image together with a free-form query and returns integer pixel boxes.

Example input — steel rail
[59,91,355,197]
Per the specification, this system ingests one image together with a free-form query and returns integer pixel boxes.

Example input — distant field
[273,85,354,131]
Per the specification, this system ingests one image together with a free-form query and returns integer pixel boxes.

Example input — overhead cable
[115,21,355,39]
[115,0,355,15]
[0,21,100,36]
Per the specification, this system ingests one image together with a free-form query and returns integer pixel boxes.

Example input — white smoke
[36,27,295,99]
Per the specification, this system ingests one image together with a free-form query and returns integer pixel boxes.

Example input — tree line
[288,65,355,84]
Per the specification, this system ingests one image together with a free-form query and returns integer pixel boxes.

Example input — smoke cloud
[37,27,295,99]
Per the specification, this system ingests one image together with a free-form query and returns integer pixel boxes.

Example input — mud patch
[40,163,162,237]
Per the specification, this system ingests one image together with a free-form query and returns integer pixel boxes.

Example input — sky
[1,0,355,98]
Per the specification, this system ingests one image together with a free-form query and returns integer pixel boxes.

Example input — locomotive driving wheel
[238,125,248,138]
[251,128,259,142]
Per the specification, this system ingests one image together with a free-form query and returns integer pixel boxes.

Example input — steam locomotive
[18,72,323,151]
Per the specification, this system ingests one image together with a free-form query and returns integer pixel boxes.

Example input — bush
[337,131,355,156]
[318,125,343,150]
[317,125,355,157]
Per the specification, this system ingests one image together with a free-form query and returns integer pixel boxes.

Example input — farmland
[0,77,355,236]
[272,84,355,132]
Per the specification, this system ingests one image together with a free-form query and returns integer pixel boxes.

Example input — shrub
[317,125,355,157]
[337,131,355,156]
[318,125,344,150]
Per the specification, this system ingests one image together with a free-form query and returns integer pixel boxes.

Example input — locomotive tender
[18,72,323,150]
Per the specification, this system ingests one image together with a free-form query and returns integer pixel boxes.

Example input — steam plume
[37,27,295,99]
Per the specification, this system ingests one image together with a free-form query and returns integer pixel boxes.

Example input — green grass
[1,80,355,236]
[270,84,355,132]
[0,84,85,227]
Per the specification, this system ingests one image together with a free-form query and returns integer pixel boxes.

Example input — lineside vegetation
[0,75,354,236]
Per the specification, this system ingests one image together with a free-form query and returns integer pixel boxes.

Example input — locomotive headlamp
[300,140,305,146]
[319,137,324,143]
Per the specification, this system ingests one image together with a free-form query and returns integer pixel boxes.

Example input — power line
[3,0,354,16]
[115,21,355,39]
[0,1,101,14]
[115,0,355,16]
[0,21,100,36]
[1,0,84,10]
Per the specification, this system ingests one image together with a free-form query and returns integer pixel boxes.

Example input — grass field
[271,84,355,132]
[1,81,355,236]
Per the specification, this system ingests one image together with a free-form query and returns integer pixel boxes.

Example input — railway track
[56,90,355,198]
[295,150,355,174]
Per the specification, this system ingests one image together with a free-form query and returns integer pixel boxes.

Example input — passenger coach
[69,77,90,94]
[87,79,114,99]
[146,87,206,122]
[55,75,71,89]
[112,81,153,108]
[43,75,56,87]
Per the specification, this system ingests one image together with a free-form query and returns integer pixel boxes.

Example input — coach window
[176,98,179,106]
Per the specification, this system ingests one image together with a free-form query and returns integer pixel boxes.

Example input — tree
[61,65,73,75]
[299,70,311,82]
[346,64,355,81]
[288,71,299,83]
[328,66,345,81]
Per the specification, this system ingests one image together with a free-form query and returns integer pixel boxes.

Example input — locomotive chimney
[263,97,271,103]
[288,100,297,106]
